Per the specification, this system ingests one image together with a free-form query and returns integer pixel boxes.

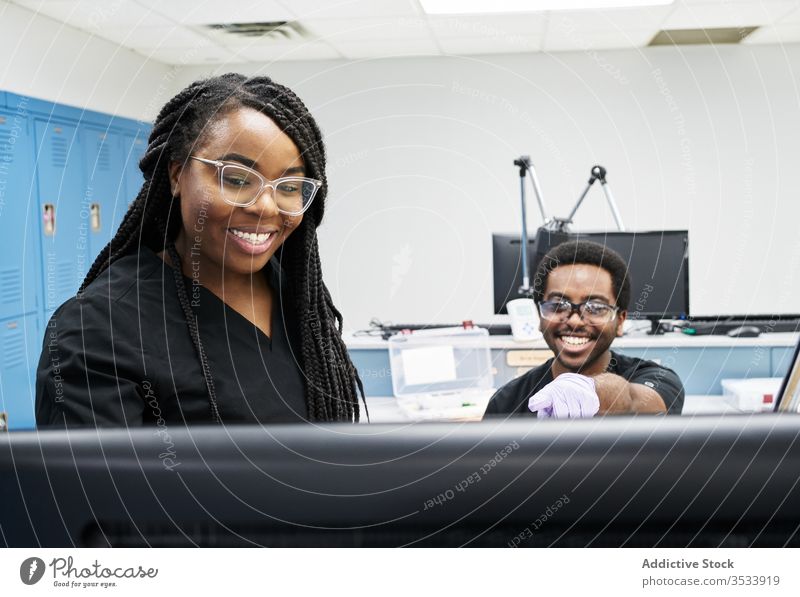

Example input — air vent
[3,326,24,370]
[55,262,75,298]
[650,27,758,46]
[96,137,111,172]
[0,129,15,163]
[0,268,22,305]
[203,21,310,42]
[51,135,68,168]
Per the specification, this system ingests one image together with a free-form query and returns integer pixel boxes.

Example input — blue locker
[80,127,127,260]
[0,109,40,321]
[0,91,152,431]
[0,313,40,430]
[122,131,147,210]
[34,119,89,320]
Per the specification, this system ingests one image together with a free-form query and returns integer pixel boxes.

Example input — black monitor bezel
[3,416,800,547]
[492,228,690,320]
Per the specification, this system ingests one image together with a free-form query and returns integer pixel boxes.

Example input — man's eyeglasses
[190,156,322,216]
[538,299,619,324]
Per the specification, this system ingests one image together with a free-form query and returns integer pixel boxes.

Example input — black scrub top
[35,247,308,427]
[483,351,685,417]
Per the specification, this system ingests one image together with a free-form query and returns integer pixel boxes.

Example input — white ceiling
[9,0,800,65]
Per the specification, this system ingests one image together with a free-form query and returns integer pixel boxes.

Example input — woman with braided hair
[36,73,365,426]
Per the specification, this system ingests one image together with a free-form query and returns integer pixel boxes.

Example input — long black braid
[79,73,365,423]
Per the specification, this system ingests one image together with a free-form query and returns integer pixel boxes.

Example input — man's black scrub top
[484,351,685,417]
[36,247,308,427]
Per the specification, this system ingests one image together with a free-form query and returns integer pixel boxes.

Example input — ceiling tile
[333,37,440,59]
[438,35,542,55]
[543,28,656,52]
[540,7,670,54]
[775,5,800,24]
[663,1,798,30]
[98,25,213,50]
[136,0,294,26]
[135,44,239,65]
[428,14,545,38]
[232,40,341,61]
[304,16,432,41]
[546,6,674,31]
[16,0,800,63]
[673,0,793,5]
[743,21,800,44]
[280,0,420,20]
[12,0,173,29]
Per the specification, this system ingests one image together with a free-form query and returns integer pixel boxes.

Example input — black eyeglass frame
[538,299,620,323]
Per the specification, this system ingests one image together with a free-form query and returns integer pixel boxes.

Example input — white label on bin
[401,346,457,386]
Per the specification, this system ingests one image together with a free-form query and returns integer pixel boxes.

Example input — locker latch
[43,204,55,236]
[90,203,101,231]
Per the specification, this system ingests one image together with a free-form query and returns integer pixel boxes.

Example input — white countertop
[345,331,799,350]
[361,394,742,423]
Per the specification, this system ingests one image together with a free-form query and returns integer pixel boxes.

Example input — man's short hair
[532,240,631,310]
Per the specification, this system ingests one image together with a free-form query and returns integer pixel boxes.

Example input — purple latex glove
[528,373,599,419]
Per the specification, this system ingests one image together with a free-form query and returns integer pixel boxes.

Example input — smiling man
[484,240,684,418]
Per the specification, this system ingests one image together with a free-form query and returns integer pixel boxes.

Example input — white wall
[0,2,172,122]
[170,45,800,330]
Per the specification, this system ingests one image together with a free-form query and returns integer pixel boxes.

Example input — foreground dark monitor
[493,229,690,320]
[2,415,798,547]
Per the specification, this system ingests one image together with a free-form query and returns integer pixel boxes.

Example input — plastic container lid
[387,326,494,398]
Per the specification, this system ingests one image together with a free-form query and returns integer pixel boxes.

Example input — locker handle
[90,203,101,232]
[43,203,55,236]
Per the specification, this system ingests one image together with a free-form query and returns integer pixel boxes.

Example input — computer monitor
[2,416,798,547]
[493,229,690,329]
[492,228,570,314]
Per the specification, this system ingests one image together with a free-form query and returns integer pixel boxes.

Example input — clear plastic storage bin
[387,327,495,419]
[721,377,782,412]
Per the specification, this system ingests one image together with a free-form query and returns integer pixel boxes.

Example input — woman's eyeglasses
[190,156,322,216]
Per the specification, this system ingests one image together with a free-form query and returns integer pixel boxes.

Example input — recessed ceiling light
[650,27,758,46]
[420,0,674,14]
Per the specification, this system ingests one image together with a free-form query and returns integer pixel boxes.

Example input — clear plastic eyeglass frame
[190,156,322,216]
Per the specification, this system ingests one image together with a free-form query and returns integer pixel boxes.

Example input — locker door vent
[96,137,111,172]
[3,326,25,370]
[46,262,76,300]
[56,263,75,298]
[0,268,22,305]
[51,135,68,168]
[0,128,14,162]
[0,128,15,163]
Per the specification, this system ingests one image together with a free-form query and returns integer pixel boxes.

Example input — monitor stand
[647,316,670,335]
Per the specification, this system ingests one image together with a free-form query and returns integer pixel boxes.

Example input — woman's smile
[226,227,280,255]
